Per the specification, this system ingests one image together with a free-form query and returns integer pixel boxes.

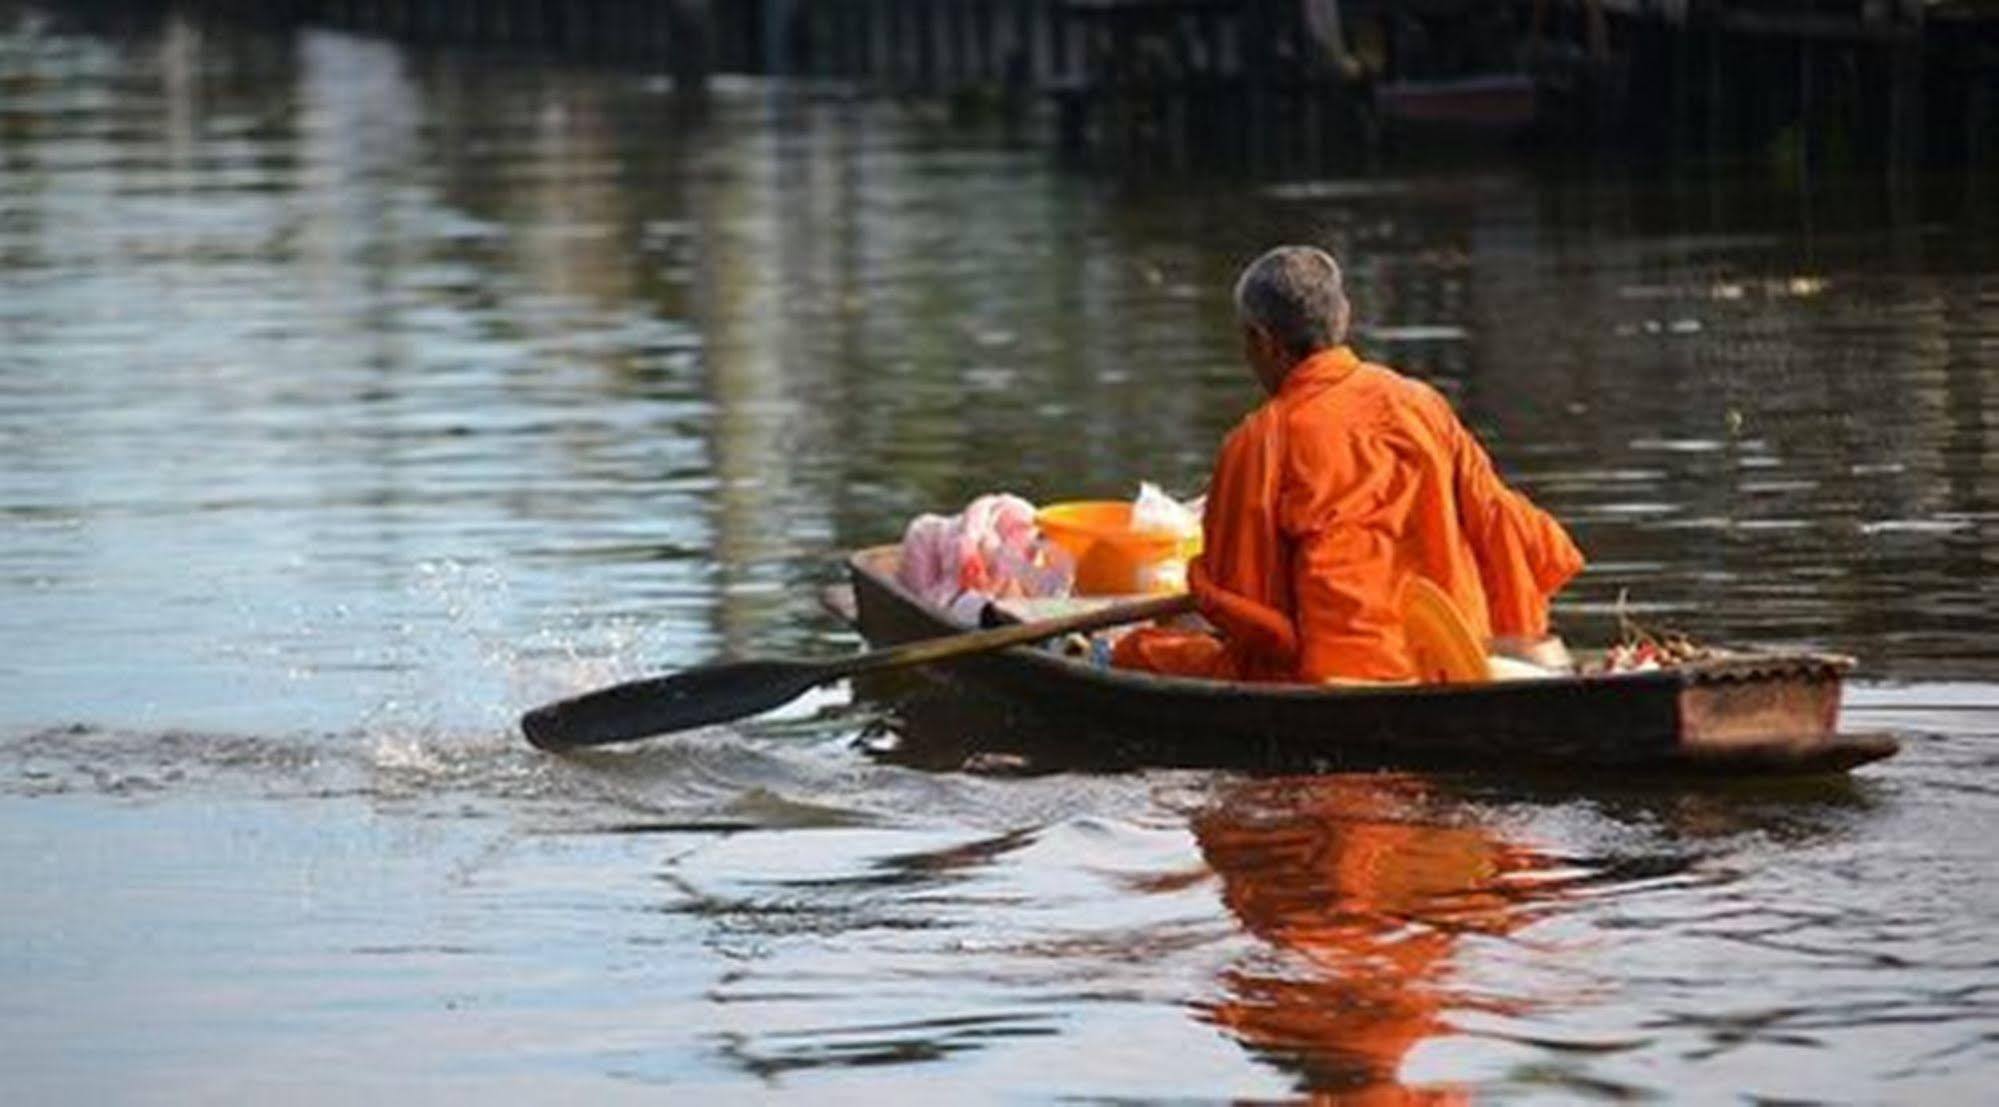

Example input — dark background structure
[51,0,1999,175]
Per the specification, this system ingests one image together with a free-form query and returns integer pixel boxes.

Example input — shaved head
[1233,245,1351,360]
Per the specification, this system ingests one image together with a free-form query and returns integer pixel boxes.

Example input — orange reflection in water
[1191,775,1559,1103]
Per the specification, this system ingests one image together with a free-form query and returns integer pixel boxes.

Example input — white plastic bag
[1131,481,1199,538]
[1129,482,1200,593]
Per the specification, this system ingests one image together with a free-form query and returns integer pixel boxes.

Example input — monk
[1115,246,1583,683]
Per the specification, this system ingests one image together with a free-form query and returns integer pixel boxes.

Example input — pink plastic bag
[897,494,1074,619]
[896,512,962,609]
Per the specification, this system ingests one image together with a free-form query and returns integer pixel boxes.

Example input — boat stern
[1674,654,1897,772]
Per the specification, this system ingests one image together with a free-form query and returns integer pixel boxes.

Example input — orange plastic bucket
[1036,501,1196,595]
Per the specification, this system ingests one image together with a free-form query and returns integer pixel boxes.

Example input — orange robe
[1115,346,1583,683]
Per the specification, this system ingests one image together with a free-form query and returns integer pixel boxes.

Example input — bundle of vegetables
[1600,593,1717,672]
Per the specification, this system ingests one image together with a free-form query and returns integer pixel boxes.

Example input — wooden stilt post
[1246,0,1270,172]
[916,0,936,90]
[1706,9,1722,159]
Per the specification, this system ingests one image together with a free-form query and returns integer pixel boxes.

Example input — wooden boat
[827,546,1899,776]
[1375,73,1539,130]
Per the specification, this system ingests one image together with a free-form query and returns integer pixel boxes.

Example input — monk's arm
[1188,414,1299,671]
[1449,419,1584,639]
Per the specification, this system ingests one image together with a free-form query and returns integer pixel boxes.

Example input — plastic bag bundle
[1129,482,1202,593]
[1131,481,1200,538]
[897,493,1075,620]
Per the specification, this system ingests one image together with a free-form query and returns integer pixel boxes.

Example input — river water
[2,5,1996,1102]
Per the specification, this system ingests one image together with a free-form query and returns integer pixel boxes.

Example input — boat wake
[0,712,1218,836]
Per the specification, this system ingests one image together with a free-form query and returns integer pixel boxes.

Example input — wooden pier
[173,0,1998,173]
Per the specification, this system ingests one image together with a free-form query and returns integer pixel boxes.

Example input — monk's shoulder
[1364,362,1466,436]
[1215,399,1283,465]
[1225,399,1282,444]
[1283,361,1401,436]
[1358,360,1442,407]
[1269,360,1451,453]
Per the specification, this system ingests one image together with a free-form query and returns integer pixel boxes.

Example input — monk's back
[1273,361,1500,681]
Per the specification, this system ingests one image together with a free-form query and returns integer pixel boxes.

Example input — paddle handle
[826,591,1196,680]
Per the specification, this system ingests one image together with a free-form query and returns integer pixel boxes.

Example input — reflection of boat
[827,547,1899,776]
[1190,775,1548,1099]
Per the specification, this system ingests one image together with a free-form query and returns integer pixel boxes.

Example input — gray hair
[1232,245,1350,358]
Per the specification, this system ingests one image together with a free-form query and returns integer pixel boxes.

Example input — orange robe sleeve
[1189,406,1300,678]
[1112,405,1299,681]
[1447,417,1584,639]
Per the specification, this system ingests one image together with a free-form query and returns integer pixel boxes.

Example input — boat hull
[832,547,1896,776]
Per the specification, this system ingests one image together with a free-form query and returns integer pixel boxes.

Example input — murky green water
[2,5,1996,1101]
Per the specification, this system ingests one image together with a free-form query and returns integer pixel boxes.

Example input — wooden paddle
[520,592,1196,750]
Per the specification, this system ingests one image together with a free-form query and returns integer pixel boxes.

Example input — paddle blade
[520,659,827,750]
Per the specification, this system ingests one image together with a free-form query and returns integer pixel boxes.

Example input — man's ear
[1243,322,1275,360]
[1242,324,1286,394]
